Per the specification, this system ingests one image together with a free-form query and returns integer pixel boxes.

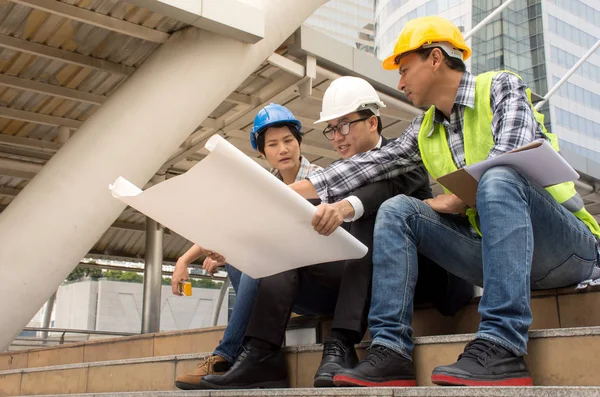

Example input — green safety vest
[417,70,600,238]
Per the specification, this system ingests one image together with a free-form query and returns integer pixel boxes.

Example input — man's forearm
[289,179,319,199]
[178,244,205,265]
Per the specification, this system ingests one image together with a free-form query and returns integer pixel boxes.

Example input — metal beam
[0,107,83,129]
[125,0,265,44]
[0,34,135,76]
[0,187,21,197]
[267,53,305,78]
[0,167,36,179]
[0,145,53,160]
[0,134,60,151]
[111,220,172,235]
[77,261,225,281]
[86,249,202,267]
[163,73,303,170]
[225,92,260,106]
[11,0,169,43]
[201,117,225,129]
[161,128,217,171]
[0,74,106,106]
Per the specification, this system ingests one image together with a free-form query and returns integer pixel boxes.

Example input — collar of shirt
[428,71,476,136]
[376,136,383,149]
[270,156,320,183]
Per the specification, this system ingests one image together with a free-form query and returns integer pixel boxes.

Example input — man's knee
[477,166,527,198]
[378,194,424,221]
[479,166,524,187]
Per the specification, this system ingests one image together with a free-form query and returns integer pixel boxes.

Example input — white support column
[39,290,57,344]
[534,39,600,111]
[0,0,327,351]
[463,0,518,40]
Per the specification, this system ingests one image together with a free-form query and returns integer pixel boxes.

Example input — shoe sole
[313,375,334,388]
[198,379,289,389]
[333,374,417,387]
[175,381,202,390]
[431,373,534,386]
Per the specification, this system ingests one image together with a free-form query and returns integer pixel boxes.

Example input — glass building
[374,0,600,178]
[306,0,377,54]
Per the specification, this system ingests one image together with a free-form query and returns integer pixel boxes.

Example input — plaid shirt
[270,155,322,182]
[308,71,547,202]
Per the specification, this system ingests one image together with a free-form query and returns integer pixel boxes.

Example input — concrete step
[4,284,600,372]
[1,327,599,395]
[0,326,226,371]
[15,386,600,397]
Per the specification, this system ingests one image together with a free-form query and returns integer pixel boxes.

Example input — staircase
[1,286,600,396]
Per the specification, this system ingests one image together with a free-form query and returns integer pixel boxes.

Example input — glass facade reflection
[374,0,600,177]
[471,0,550,128]
[306,0,376,54]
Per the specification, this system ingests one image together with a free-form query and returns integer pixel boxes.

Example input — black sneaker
[431,338,533,386]
[313,337,359,387]
[199,345,289,389]
[333,345,416,387]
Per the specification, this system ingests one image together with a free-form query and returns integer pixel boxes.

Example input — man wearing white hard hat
[199,76,472,390]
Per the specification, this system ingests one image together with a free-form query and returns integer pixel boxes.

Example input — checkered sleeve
[488,72,543,158]
[308,119,423,203]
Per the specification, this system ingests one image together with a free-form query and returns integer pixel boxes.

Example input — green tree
[66,267,104,281]
[66,267,85,281]
[191,279,222,289]
[105,270,144,283]
[161,276,222,289]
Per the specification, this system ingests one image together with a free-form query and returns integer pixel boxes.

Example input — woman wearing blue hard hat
[172,103,320,390]
[250,103,321,184]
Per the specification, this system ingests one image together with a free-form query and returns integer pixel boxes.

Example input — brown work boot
[175,355,231,390]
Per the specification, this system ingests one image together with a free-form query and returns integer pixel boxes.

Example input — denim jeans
[213,264,259,363]
[369,166,597,359]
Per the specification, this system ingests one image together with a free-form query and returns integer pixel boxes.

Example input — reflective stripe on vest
[418,70,600,238]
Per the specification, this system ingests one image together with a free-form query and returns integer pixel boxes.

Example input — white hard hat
[315,76,386,124]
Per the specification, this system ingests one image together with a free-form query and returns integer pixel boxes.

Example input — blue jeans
[213,264,259,363]
[369,166,597,358]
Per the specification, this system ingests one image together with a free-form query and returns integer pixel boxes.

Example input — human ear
[431,48,443,69]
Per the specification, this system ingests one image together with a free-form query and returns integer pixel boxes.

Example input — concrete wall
[53,279,227,333]
[55,280,98,330]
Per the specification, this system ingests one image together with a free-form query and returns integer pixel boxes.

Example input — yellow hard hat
[382,16,472,70]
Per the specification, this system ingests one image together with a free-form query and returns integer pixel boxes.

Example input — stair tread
[18,386,600,397]
[2,326,600,376]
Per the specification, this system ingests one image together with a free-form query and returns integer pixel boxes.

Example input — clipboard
[436,140,579,208]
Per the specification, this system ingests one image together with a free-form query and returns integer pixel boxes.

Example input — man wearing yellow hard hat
[291,16,600,387]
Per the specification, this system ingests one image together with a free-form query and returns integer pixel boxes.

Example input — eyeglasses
[322,116,371,141]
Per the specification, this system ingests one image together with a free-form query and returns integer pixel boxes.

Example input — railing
[9,327,139,349]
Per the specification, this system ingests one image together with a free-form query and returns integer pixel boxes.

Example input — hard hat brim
[314,112,346,124]
[314,105,383,125]
[382,53,400,70]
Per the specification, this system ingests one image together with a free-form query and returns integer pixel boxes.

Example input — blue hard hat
[250,103,302,151]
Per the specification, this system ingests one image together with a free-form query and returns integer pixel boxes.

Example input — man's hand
[424,194,468,214]
[289,179,319,199]
[171,260,190,296]
[204,250,226,266]
[312,200,355,236]
[202,257,221,275]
